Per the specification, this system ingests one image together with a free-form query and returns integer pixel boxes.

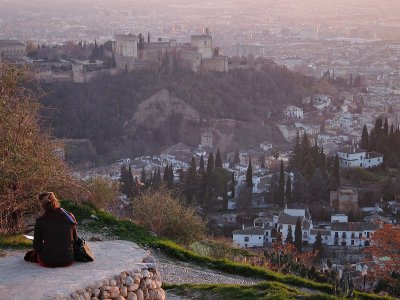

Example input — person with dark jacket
[31,192,78,268]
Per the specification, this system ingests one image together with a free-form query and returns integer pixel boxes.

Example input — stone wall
[59,263,165,300]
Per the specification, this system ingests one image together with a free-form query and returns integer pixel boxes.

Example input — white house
[329,222,379,247]
[277,208,312,244]
[337,146,383,169]
[309,229,331,244]
[388,201,400,214]
[284,105,304,119]
[232,226,270,248]
[331,214,348,223]
[260,141,273,151]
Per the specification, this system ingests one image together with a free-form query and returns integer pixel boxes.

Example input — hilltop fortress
[114,31,228,73]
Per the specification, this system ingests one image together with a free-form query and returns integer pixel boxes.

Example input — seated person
[29,192,78,268]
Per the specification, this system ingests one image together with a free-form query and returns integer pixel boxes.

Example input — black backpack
[74,237,94,262]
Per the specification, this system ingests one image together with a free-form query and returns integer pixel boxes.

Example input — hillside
[1,201,390,300]
[39,63,315,163]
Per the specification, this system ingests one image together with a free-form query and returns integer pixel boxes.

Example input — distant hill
[39,63,315,163]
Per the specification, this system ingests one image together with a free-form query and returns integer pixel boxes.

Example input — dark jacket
[33,208,77,267]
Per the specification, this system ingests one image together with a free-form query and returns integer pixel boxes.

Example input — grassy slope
[164,282,337,300]
[0,201,392,300]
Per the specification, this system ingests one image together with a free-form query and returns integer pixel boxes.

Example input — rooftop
[233,226,267,235]
[331,222,379,232]
[338,145,366,154]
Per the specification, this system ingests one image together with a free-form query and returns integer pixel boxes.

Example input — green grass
[353,291,394,300]
[154,239,333,293]
[164,282,338,300]
[61,200,155,246]
[0,234,32,249]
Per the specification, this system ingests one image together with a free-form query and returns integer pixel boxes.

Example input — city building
[232,226,269,248]
[114,34,138,71]
[330,222,379,247]
[330,188,359,215]
[0,40,26,59]
[337,146,383,169]
[283,105,304,119]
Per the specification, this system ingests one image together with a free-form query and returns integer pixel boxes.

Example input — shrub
[83,177,119,210]
[0,64,73,234]
[132,188,206,244]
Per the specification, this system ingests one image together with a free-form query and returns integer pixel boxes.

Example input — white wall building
[277,208,312,244]
[309,229,331,244]
[284,105,304,119]
[330,222,379,247]
[260,141,273,151]
[232,226,270,248]
[337,146,383,169]
[331,214,348,223]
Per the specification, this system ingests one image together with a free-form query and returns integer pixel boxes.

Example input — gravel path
[157,261,261,285]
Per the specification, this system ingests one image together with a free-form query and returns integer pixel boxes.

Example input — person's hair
[38,192,60,212]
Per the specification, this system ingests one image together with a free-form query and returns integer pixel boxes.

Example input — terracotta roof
[338,145,366,154]
[233,227,267,235]
[363,213,391,224]
[367,151,384,158]
[331,222,379,232]
[278,213,305,226]
[310,229,331,236]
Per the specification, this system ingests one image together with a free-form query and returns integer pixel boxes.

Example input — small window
[244,236,249,242]
[259,236,262,239]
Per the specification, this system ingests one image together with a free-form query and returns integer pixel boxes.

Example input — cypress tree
[206,152,214,173]
[290,131,301,171]
[222,180,228,210]
[231,172,235,198]
[286,225,294,244]
[383,117,389,136]
[285,175,292,205]
[128,165,134,193]
[260,156,266,169]
[120,164,129,194]
[155,168,162,187]
[313,232,323,259]
[215,148,223,168]
[390,124,394,135]
[184,157,199,203]
[331,154,340,190]
[374,118,383,135]
[168,164,174,188]
[319,147,326,172]
[294,217,302,252]
[361,124,369,149]
[141,167,146,185]
[199,154,205,174]
[369,128,377,151]
[163,164,169,183]
[246,158,253,188]
[278,160,285,207]
[233,149,240,165]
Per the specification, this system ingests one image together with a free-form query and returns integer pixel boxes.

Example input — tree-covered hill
[39,63,315,163]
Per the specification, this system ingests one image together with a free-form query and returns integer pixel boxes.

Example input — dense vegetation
[39,63,314,162]
[0,64,73,234]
